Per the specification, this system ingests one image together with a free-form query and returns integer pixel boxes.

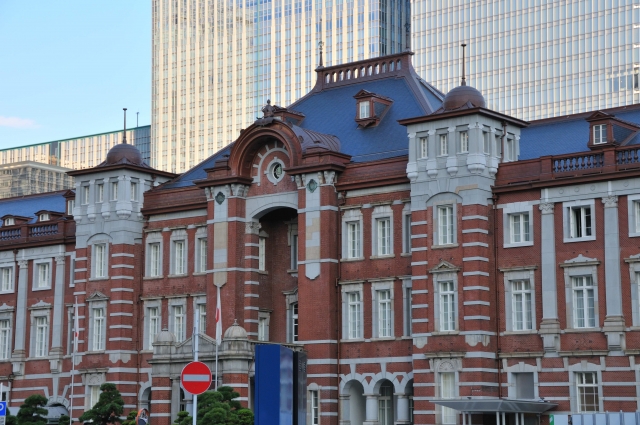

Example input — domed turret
[104,143,144,166]
[224,319,248,340]
[442,43,486,112]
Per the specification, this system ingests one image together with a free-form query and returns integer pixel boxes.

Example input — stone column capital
[602,195,618,208]
[538,202,555,214]
[55,255,66,265]
[17,260,28,269]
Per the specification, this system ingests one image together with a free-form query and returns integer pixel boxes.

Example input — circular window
[273,163,283,180]
[265,159,286,185]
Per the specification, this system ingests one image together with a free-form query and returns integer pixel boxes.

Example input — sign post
[181,318,212,425]
[0,399,7,425]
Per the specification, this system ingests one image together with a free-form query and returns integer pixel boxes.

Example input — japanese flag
[215,286,222,346]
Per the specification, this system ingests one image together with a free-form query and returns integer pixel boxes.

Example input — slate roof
[0,191,67,225]
[519,104,640,160]
[160,145,233,190]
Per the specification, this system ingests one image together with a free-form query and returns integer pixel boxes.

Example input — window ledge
[341,257,365,262]
[167,274,188,278]
[32,286,52,292]
[629,232,640,238]
[563,236,596,243]
[431,331,460,336]
[340,338,365,343]
[503,241,534,248]
[370,337,395,341]
[286,269,298,274]
[562,327,602,333]
[0,290,15,295]
[192,272,207,276]
[87,350,106,354]
[431,244,459,250]
[140,349,153,354]
[89,277,109,282]
[370,255,396,260]
[143,276,164,280]
[258,270,268,275]
[401,253,412,257]
[501,330,537,336]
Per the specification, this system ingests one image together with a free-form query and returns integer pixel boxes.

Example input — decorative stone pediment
[86,291,109,301]
[0,303,14,312]
[29,300,52,310]
[560,254,600,267]
[430,260,460,273]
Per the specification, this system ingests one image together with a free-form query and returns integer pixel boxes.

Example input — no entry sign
[181,361,212,395]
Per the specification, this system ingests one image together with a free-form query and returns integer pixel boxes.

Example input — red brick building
[1,52,640,425]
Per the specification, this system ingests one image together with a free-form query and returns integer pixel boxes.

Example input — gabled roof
[519,104,640,160]
[0,191,67,224]
[159,145,233,190]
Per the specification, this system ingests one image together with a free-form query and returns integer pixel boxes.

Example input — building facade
[0,126,151,171]
[412,0,640,121]
[1,53,640,425]
[150,0,410,173]
[0,161,74,199]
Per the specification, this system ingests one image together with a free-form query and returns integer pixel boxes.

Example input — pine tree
[121,411,137,425]
[172,411,192,425]
[58,415,70,425]
[196,386,253,425]
[79,383,125,425]
[16,395,48,425]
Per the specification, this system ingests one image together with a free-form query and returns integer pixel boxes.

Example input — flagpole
[192,316,198,425]
[70,296,78,424]
[215,286,221,390]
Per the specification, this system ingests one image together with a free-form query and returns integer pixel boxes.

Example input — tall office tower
[412,0,639,121]
[151,0,410,173]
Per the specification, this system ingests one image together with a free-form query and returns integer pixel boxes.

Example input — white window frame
[440,372,457,424]
[563,199,596,243]
[359,100,370,119]
[459,130,469,153]
[170,229,188,276]
[402,204,411,254]
[433,202,457,247]
[33,259,52,290]
[39,213,49,222]
[371,281,394,339]
[258,311,270,342]
[309,388,320,425]
[3,218,14,226]
[89,304,107,352]
[593,124,607,145]
[483,130,491,154]
[572,276,596,329]
[258,236,266,271]
[502,268,537,333]
[402,279,412,337]
[627,257,640,326]
[290,302,299,342]
[0,265,14,293]
[285,290,298,343]
[130,180,139,202]
[144,300,161,350]
[575,372,600,412]
[419,136,428,158]
[627,195,640,237]
[145,232,163,278]
[67,199,75,215]
[194,298,207,333]
[92,243,108,279]
[438,133,448,156]
[342,208,363,260]
[432,271,459,333]
[195,227,208,274]
[505,137,518,161]
[341,283,364,340]
[288,222,298,271]
[30,306,51,358]
[371,205,393,258]
[110,180,119,201]
[82,185,90,205]
[96,183,104,203]
[561,256,600,330]
[502,202,534,248]
[0,312,13,360]
[169,299,187,342]
[87,384,101,409]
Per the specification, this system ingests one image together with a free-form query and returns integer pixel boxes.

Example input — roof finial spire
[318,41,324,68]
[122,108,128,144]
[461,44,467,86]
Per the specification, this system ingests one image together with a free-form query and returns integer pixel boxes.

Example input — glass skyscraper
[151,0,409,173]
[412,0,639,121]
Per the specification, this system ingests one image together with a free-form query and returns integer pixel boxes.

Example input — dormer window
[359,101,370,119]
[39,213,50,222]
[593,124,607,144]
[4,218,14,226]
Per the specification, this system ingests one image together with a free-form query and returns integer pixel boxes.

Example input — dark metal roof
[432,398,557,414]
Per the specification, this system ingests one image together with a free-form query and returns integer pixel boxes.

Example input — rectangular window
[92,308,105,351]
[439,134,448,156]
[258,317,268,341]
[635,201,640,233]
[510,213,531,243]
[419,137,428,158]
[512,280,533,331]
[149,243,161,277]
[438,205,454,245]
[440,372,457,424]
[39,213,49,222]
[506,138,516,161]
[439,281,456,331]
[88,385,101,409]
[3,218,14,226]
[36,263,50,288]
[570,206,592,238]
[0,319,10,359]
[83,186,90,204]
[173,305,185,342]
[348,292,361,339]
[483,132,490,154]
[593,124,607,144]
[573,276,596,328]
[35,316,48,357]
[199,238,208,273]
[460,131,469,152]
[67,199,75,215]
[258,237,266,271]
[291,303,298,342]
[131,181,138,201]
[310,390,319,425]
[148,307,160,348]
[346,221,361,258]
[514,372,535,399]
[174,241,185,274]
[94,244,107,278]
[291,234,298,270]
[196,304,206,333]
[96,184,104,203]
[377,290,391,337]
[359,101,370,119]
[404,286,412,336]
[403,214,412,254]
[576,372,599,412]
[376,218,391,255]
[1,267,12,292]
[111,181,118,201]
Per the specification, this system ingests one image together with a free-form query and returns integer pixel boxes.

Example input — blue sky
[0,1,150,149]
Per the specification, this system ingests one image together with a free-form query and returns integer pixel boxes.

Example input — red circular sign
[181,361,213,395]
